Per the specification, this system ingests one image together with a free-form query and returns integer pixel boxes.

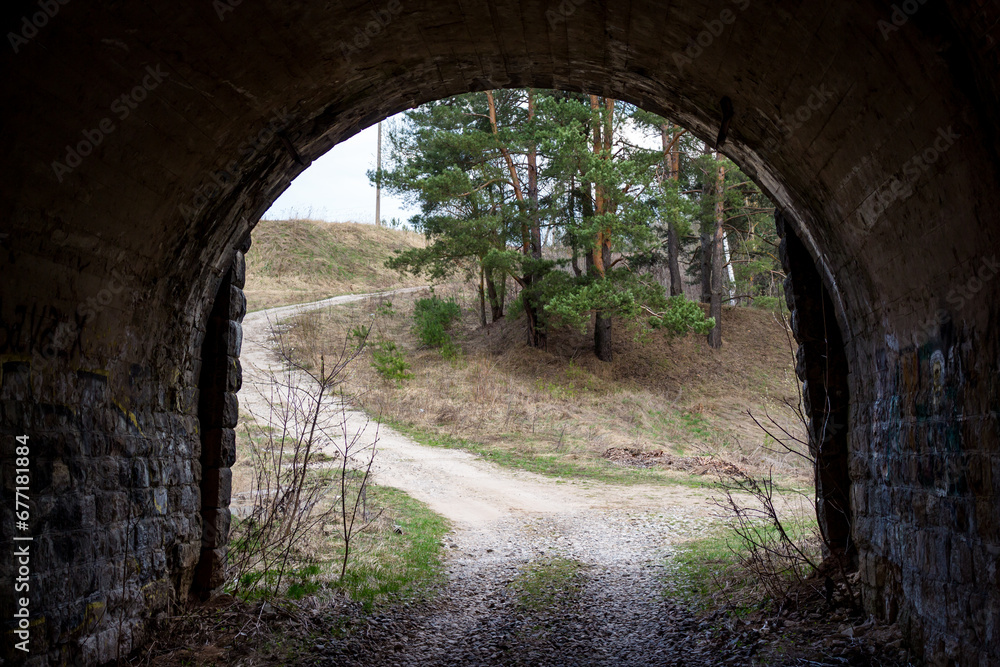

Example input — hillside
[244,219,428,310]
[244,222,806,483]
[283,283,808,485]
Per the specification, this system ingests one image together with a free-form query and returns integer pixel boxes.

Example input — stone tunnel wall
[193,241,248,598]
[2,1,1000,664]
[780,207,1000,665]
[777,212,854,560]
[0,250,246,665]
[850,281,1000,664]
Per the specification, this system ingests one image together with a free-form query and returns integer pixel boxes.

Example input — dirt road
[240,288,717,533]
[235,290,902,667]
[239,290,734,665]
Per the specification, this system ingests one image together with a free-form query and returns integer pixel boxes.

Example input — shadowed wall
[1,1,998,663]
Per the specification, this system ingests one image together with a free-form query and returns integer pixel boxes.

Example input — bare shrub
[717,311,856,611]
[229,317,382,598]
[714,466,821,609]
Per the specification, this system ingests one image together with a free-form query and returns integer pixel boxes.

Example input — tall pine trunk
[593,243,613,361]
[523,89,546,348]
[661,125,684,296]
[590,95,614,362]
[668,224,683,296]
[486,272,504,322]
[478,266,487,327]
[486,88,543,347]
[707,159,725,348]
[700,233,713,303]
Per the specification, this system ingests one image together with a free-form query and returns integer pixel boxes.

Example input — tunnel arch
[2,1,999,663]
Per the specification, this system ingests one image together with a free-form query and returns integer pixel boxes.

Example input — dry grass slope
[244,219,428,310]
[286,284,809,485]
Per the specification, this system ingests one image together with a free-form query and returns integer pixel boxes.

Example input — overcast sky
[263,114,416,225]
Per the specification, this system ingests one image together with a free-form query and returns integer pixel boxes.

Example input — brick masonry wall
[779,211,1000,665]
[0,251,246,665]
[852,315,1000,665]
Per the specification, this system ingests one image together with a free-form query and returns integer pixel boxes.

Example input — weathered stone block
[174,540,200,570]
[227,321,243,358]
[221,392,239,429]
[201,508,231,548]
[229,284,247,321]
[178,387,200,415]
[201,468,232,510]
[152,487,169,515]
[134,519,165,553]
[227,357,242,394]
[231,250,247,288]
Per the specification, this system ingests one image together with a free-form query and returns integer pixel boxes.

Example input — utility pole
[375,121,382,227]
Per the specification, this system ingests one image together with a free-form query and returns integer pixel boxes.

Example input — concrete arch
[1,0,998,663]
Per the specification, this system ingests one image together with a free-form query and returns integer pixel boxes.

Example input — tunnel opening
[193,241,249,599]
[222,89,842,616]
[3,1,999,663]
[777,210,853,563]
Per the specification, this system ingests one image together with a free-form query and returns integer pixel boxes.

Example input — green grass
[384,418,715,488]
[227,483,449,611]
[678,410,712,440]
[664,531,744,610]
[664,513,820,613]
[335,484,450,610]
[509,557,587,610]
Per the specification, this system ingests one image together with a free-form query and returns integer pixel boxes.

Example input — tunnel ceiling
[1,0,998,386]
[3,3,1000,664]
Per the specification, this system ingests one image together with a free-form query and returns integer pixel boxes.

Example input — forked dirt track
[238,291,817,666]
[241,288,719,532]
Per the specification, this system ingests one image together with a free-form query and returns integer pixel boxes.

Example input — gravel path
[240,289,718,537]
[308,509,742,667]
[240,292,907,667]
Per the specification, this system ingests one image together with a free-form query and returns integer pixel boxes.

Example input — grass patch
[509,557,587,611]
[664,511,820,614]
[334,484,450,610]
[385,418,713,488]
[665,531,745,611]
[227,483,449,611]
[678,410,712,440]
